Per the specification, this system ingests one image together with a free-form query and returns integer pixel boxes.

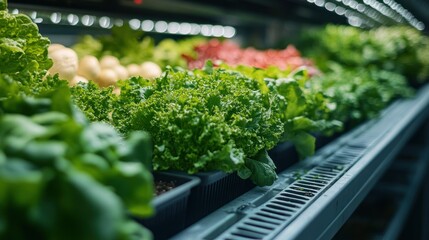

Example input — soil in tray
[155,179,177,196]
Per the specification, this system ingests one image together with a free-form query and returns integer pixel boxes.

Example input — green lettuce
[302,25,429,82]
[0,4,52,81]
[153,37,207,68]
[223,64,342,158]
[73,26,207,68]
[71,81,117,123]
[310,65,414,125]
[112,64,284,186]
[0,0,6,10]
[73,26,155,66]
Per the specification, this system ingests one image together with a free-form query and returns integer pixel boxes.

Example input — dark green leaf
[105,162,154,217]
[41,171,124,240]
[244,150,277,186]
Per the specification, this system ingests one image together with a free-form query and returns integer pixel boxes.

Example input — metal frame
[381,142,429,240]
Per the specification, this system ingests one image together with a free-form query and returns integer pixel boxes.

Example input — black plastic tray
[269,133,339,174]
[135,172,200,240]
[185,170,254,225]
[268,141,298,173]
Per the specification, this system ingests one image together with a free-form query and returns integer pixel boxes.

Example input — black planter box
[135,172,200,240]
[185,171,254,225]
[268,142,298,173]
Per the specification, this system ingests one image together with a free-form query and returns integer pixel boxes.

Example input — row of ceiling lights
[379,0,425,29]
[11,1,425,38]
[308,0,376,28]
[11,8,236,38]
[307,0,425,30]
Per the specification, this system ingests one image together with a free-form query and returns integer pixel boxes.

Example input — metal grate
[214,143,368,240]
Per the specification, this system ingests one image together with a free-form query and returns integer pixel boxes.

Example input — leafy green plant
[108,64,285,186]
[153,37,207,68]
[310,65,413,126]
[73,26,207,68]
[71,63,342,186]
[0,74,154,240]
[302,25,429,82]
[0,0,52,81]
[222,64,342,157]
[71,81,117,123]
[0,77,155,240]
[0,2,154,239]
[73,26,155,66]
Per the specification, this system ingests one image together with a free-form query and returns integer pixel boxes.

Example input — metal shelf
[379,145,429,240]
[172,83,429,240]
[333,132,429,240]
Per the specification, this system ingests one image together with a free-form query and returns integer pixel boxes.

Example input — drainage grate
[213,144,368,240]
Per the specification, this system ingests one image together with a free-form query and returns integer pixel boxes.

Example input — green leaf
[105,162,154,217]
[253,149,276,169]
[275,78,306,118]
[237,166,251,179]
[39,171,124,240]
[73,153,110,180]
[118,221,153,240]
[289,132,315,159]
[50,86,73,116]
[71,81,116,123]
[244,150,277,186]
[203,60,214,74]
[0,159,45,208]
[122,131,152,169]
[31,112,69,125]
[3,96,51,115]
[290,117,316,132]
[80,122,124,155]
[0,0,6,11]
[0,115,50,147]
[0,151,5,165]
[22,141,67,165]
[0,11,52,78]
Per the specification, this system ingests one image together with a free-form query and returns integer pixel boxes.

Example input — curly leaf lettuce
[0,0,6,10]
[0,7,52,79]
[117,66,285,186]
[225,64,342,158]
[71,81,117,123]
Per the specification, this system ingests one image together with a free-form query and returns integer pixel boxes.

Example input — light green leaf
[290,132,315,159]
